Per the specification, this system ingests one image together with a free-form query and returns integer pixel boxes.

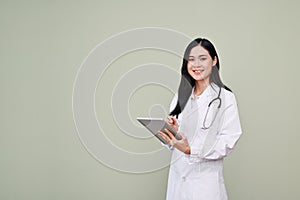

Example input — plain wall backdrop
[0,0,299,199]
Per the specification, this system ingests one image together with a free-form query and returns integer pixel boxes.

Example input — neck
[194,80,210,96]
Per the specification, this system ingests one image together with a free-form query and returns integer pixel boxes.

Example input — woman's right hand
[166,116,179,132]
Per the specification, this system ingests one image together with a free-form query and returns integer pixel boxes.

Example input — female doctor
[159,38,242,200]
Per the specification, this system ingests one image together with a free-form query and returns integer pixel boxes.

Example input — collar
[190,83,219,100]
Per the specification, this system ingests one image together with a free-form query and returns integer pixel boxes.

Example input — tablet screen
[137,117,181,144]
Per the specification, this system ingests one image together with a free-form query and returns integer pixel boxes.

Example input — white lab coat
[166,84,242,200]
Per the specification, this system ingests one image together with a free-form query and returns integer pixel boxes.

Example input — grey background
[1,0,299,199]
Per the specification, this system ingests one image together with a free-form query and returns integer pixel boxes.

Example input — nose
[193,58,201,67]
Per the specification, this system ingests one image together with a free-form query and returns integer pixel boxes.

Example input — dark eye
[188,58,194,62]
[200,57,207,61]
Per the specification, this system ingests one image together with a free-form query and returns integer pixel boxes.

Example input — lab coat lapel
[183,84,217,119]
[179,85,217,141]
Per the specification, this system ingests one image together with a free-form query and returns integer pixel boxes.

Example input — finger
[169,116,176,121]
[178,132,186,140]
[166,117,173,126]
[158,131,170,141]
[169,116,178,126]
[167,116,174,124]
[164,128,175,140]
[169,116,178,124]
[158,131,173,145]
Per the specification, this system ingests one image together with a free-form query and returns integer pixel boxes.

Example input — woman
[159,38,242,200]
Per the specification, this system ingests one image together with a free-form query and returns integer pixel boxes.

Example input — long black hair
[170,38,231,117]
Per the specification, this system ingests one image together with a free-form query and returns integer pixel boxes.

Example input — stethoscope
[202,86,222,129]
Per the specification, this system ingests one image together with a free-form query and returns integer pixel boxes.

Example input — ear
[212,56,218,66]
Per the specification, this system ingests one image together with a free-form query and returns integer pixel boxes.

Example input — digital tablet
[137,117,182,144]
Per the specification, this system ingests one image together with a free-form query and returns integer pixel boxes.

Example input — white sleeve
[169,93,178,113]
[161,94,179,151]
[190,93,242,161]
[169,94,182,127]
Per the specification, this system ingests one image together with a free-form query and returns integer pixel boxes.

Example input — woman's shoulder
[210,83,235,98]
[221,87,238,106]
[222,87,234,97]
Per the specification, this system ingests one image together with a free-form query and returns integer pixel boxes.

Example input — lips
[192,69,204,75]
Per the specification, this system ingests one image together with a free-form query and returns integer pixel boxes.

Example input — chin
[192,75,204,81]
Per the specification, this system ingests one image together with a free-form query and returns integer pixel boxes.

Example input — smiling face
[187,45,217,84]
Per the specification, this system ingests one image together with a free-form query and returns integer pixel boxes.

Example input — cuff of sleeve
[161,143,174,151]
[187,147,203,163]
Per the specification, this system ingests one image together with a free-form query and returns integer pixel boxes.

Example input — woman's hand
[166,116,179,132]
[159,129,191,154]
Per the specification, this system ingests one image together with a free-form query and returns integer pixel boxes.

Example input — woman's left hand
[159,129,191,154]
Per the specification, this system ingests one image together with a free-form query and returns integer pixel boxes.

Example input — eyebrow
[188,55,207,58]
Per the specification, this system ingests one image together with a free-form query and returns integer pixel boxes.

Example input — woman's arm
[190,93,242,161]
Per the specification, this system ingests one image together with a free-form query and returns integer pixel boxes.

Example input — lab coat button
[182,176,186,181]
